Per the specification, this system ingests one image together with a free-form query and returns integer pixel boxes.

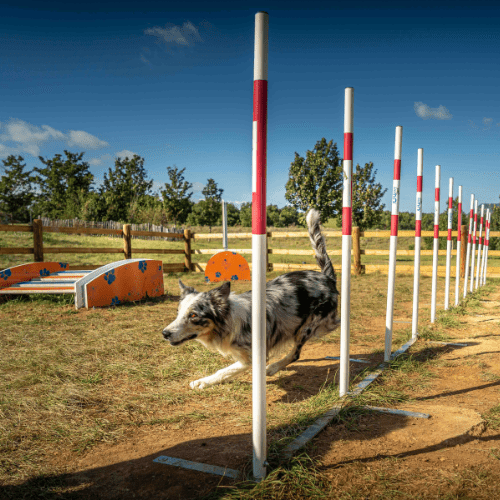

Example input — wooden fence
[1,221,499,278]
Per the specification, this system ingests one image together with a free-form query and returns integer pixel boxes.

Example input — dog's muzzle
[162,328,172,340]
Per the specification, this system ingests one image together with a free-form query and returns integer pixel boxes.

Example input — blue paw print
[232,252,237,255]
[139,261,147,273]
[111,296,121,306]
[39,269,50,277]
[59,262,67,268]
[215,272,221,278]
[205,276,210,282]
[158,265,162,271]
[0,269,12,281]
[104,270,116,284]
[231,275,239,280]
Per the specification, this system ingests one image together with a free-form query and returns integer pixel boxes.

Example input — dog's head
[162,279,231,346]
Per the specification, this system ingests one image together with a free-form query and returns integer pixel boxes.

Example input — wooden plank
[44,247,124,254]
[364,264,453,277]
[131,248,185,255]
[162,263,186,272]
[0,224,32,232]
[269,249,343,256]
[362,230,461,238]
[270,231,342,238]
[43,226,123,236]
[192,248,252,255]
[0,247,34,255]
[193,232,253,239]
[131,230,183,238]
[363,249,458,256]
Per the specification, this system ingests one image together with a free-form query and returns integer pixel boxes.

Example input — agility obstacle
[0,259,164,309]
[153,10,498,483]
[455,186,463,306]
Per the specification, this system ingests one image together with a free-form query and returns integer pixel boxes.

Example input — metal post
[222,200,228,251]
[444,178,453,310]
[454,186,462,306]
[463,195,474,298]
[470,200,478,293]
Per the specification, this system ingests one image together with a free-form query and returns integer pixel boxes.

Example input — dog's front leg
[189,361,249,390]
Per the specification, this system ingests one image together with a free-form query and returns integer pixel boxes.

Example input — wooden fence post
[460,224,467,278]
[123,224,132,259]
[352,226,362,275]
[184,229,192,271]
[32,219,44,262]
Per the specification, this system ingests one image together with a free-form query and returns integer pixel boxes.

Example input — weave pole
[474,204,484,289]
[444,178,454,310]
[482,211,491,285]
[411,148,423,339]
[430,165,441,323]
[339,87,353,397]
[470,200,478,293]
[454,186,462,306]
[479,209,489,286]
[384,126,403,362]
[251,11,268,482]
[463,194,474,298]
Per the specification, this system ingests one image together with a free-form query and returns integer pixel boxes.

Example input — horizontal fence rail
[1,221,499,278]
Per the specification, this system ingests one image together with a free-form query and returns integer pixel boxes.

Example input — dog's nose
[162,328,171,339]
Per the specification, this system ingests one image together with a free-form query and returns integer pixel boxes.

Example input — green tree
[0,155,35,222]
[161,166,193,226]
[239,202,252,227]
[347,162,387,231]
[226,203,240,226]
[32,151,94,219]
[201,178,223,232]
[278,205,301,227]
[100,154,153,222]
[285,138,342,224]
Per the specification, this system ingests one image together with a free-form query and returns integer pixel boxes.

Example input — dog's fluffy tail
[306,209,336,280]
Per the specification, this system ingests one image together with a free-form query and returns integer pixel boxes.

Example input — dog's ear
[179,279,196,299]
[209,281,231,301]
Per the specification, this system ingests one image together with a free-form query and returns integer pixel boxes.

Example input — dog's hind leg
[265,345,302,377]
[189,361,249,390]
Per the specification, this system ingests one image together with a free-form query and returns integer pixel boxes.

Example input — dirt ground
[2,284,500,500]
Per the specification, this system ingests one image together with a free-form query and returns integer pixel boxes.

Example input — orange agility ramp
[0,259,164,309]
[204,251,250,283]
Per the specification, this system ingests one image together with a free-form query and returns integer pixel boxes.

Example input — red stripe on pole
[434,225,439,238]
[393,159,401,180]
[448,197,452,209]
[344,133,353,161]
[415,220,421,237]
[417,176,423,192]
[342,207,352,235]
[391,214,399,236]
[457,203,462,239]
[448,228,452,240]
[435,188,440,201]
[252,80,268,235]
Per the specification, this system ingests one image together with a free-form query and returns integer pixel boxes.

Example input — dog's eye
[189,313,197,319]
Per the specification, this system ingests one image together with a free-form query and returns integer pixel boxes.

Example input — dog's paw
[266,364,280,377]
[189,379,208,390]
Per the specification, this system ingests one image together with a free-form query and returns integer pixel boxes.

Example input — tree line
[1,139,498,243]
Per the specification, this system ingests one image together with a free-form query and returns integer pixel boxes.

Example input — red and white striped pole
[430,165,440,323]
[482,211,491,285]
[480,209,490,286]
[384,126,402,362]
[444,178,453,310]
[463,194,474,298]
[470,200,478,293]
[251,10,268,482]
[474,204,484,289]
[411,148,423,339]
[339,87,353,396]
[454,186,462,306]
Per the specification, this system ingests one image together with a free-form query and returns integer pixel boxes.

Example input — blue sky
[1,0,499,214]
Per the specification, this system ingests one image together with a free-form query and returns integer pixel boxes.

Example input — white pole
[430,165,440,323]
[384,125,402,362]
[454,186,462,306]
[470,200,478,293]
[251,11,268,482]
[339,87,353,396]
[411,148,423,338]
[444,178,453,310]
[222,200,228,251]
[483,211,491,285]
[475,204,484,289]
[463,194,474,298]
[480,209,490,286]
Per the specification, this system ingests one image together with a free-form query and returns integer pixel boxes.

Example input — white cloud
[482,117,493,127]
[115,150,138,160]
[0,118,108,159]
[414,102,452,120]
[192,181,205,192]
[144,21,202,48]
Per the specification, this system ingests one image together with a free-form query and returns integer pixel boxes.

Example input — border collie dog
[162,209,339,389]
